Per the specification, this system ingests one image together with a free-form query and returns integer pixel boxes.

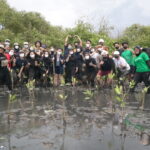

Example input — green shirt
[133,52,150,73]
[121,49,133,65]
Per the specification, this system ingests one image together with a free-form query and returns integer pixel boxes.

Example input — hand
[89,62,93,66]
[100,61,104,65]
[18,73,21,78]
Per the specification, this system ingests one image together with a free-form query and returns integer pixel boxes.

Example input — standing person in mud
[12,50,28,84]
[130,46,150,93]
[0,45,12,92]
[121,42,134,79]
[53,48,64,86]
[26,51,41,84]
[41,51,52,86]
[74,47,84,84]
[98,50,115,87]
[113,51,130,79]
[65,48,77,85]
[83,52,98,87]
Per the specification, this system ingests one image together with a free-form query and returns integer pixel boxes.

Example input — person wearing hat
[95,39,105,54]
[22,42,30,56]
[113,51,130,79]
[98,50,115,87]
[0,45,12,92]
[130,46,150,93]
[14,42,20,56]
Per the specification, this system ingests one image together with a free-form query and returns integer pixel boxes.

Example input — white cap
[14,42,19,46]
[24,42,29,45]
[101,50,108,55]
[99,39,104,43]
[0,44,5,49]
[114,51,120,55]
[5,39,10,42]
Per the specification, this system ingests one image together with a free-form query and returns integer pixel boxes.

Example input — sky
[7,0,150,32]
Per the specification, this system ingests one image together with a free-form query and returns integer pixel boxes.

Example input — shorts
[55,66,63,75]
[98,70,111,76]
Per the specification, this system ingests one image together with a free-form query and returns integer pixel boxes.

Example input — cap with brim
[24,42,29,45]
[114,51,120,55]
[0,44,5,50]
[99,39,104,43]
[5,39,10,42]
[14,43,19,46]
[101,50,108,55]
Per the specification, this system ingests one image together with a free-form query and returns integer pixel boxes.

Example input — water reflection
[0,87,150,150]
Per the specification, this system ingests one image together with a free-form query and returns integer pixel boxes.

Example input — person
[98,50,115,87]
[22,42,30,56]
[53,48,64,86]
[130,46,150,93]
[90,48,102,65]
[121,42,133,66]
[0,45,12,92]
[74,48,84,84]
[74,35,83,49]
[95,39,105,54]
[41,51,52,87]
[65,48,77,85]
[83,52,98,87]
[13,51,28,83]
[83,40,92,54]
[113,42,124,55]
[34,41,43,56]
[64,35,73,59]
[26,51,41,83]
[113,51,130,79]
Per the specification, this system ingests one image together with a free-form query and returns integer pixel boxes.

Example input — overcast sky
[7,0,150,31]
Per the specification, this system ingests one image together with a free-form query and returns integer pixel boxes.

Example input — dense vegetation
[0,0,150,49]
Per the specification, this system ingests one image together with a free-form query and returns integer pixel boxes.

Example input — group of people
[0,35,150,93]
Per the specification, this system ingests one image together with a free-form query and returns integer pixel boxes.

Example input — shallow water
[0,87,150,150]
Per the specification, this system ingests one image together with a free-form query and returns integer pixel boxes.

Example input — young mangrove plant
[83,89,94,100]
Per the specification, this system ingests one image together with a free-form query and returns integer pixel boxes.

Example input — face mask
[68,46,72,50]
[45,54,49,57]
[115,47,119,50]
[70,51,73,55]
[77,49,81,52]
[85,55,90,60]
[114,55,119,59]
[9,51,14,56]
[91,49,95,53]
[30,54,35,58]
[5,42,10,46]
[24,45,29,48]
[20,53,25,58]
[15,46,19,49]
[123,46,128,49]
[86,44,90,48]
[57,51,62,55]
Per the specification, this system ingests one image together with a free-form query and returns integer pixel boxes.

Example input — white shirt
[113,56,130,71]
